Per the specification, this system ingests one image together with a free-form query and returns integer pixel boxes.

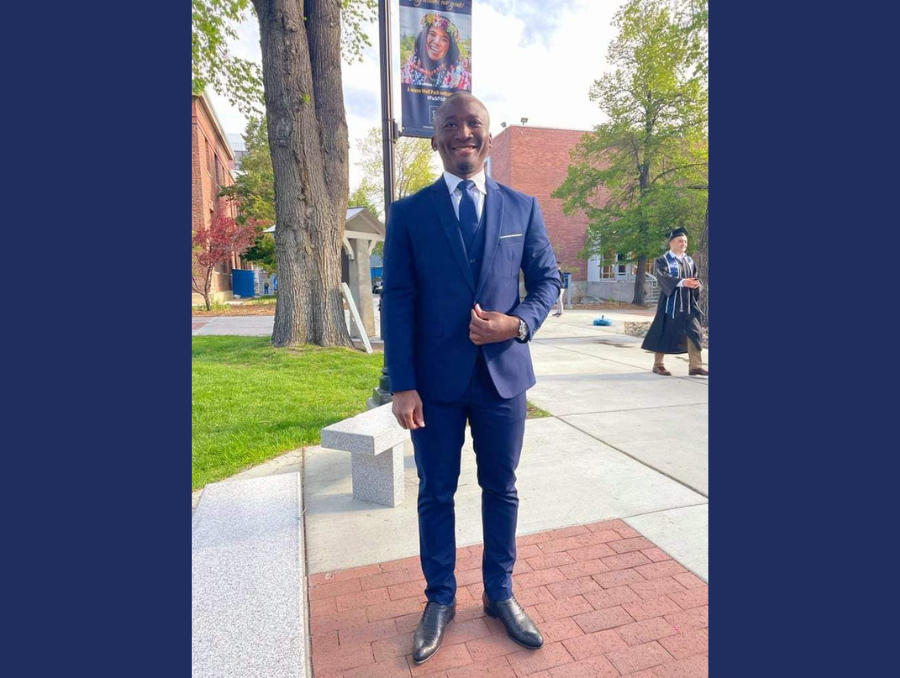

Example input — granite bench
[320,403,408,507]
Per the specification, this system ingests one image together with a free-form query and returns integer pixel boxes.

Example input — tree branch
[649,162,708,185]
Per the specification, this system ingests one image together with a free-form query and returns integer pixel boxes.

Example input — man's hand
[469,304,519,345]
[684,278,702,289]
[392,390,425,430]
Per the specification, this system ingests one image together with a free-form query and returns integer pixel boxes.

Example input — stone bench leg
[350,443,404,507]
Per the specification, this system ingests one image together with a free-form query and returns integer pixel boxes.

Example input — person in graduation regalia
[641,227,708,376]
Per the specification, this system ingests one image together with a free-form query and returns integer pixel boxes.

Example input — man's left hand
[469,304,519,345]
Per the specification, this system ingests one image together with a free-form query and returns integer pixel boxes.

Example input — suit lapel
[430,179,475,291]
[475,176,504,299]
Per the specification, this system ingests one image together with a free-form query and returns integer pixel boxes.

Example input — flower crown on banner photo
[421,13,461,44]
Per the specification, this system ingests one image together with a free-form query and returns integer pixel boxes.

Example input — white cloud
[203,0,621,190]
[473,0,618,134]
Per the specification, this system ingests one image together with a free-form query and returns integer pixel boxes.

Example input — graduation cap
[667,227,689,241]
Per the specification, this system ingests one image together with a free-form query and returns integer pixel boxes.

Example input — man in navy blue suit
[382,92,560,664]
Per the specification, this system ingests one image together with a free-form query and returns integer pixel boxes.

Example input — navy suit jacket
[382,176,560,401]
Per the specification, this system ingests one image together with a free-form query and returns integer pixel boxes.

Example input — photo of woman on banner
[401,13,471,91]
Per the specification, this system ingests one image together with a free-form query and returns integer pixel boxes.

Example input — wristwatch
[514,316,529,343]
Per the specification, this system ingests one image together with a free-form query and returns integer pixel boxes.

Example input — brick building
[489,125,653,303]
[192,91,241,304]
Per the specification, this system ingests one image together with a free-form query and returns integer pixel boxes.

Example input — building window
[616,253,628,279]
[600,253,616,279]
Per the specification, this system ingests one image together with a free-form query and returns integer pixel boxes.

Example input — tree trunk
[253,0,353,348]
[204,270,213,310]
[632,255,647,305]
[695,198,708,327]
[634,160,650,306]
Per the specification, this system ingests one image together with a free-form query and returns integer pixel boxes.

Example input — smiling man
[382,92,560,664]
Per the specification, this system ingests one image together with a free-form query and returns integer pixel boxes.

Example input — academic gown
[641,254,703,354]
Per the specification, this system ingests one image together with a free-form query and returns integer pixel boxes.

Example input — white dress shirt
[443,170,486,222]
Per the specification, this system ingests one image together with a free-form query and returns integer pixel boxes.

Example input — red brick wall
[489,126,606,281]
[192,96,237,295]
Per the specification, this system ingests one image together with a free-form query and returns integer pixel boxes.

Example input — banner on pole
[398,0,473,138]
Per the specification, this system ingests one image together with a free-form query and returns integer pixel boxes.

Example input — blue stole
[664,252,697,318]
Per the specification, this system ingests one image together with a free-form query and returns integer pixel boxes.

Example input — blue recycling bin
[232,269,258,298]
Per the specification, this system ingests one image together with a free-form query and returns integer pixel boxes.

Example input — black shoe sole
[483,606,544,650]
[412,642,441,665]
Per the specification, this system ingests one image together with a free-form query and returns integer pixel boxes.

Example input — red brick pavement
[308,520,708,677]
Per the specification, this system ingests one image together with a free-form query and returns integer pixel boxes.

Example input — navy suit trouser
[411,351,526,605]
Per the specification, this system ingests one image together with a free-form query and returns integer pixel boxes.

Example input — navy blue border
[7,5,188,675]
[713,1,893,673]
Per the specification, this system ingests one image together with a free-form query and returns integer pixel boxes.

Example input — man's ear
[431,136,438,151]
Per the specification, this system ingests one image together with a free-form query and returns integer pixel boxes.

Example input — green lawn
[192,300,231,312]
[243,295,278,305]
[192,336,554,490]
[192,336,383,490]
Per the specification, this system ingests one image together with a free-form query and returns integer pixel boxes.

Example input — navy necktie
[458,179,478,252]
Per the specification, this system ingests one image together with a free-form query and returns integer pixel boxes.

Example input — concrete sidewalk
[192,297,383,337]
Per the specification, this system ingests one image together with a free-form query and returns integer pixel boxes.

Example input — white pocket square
[499,233,523,239]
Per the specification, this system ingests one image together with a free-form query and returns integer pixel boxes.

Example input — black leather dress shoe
[482,593,544,649]
[412,600,456,664]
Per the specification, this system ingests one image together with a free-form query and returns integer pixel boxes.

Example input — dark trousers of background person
[411,350,526,606]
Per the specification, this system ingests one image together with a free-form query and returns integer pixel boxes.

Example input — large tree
[553,0,707,305]
[193,0,377,347]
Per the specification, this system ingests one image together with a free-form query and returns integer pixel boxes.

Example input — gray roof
[263,208,384,237]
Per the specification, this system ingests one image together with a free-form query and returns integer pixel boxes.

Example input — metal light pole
[368,0,397,408]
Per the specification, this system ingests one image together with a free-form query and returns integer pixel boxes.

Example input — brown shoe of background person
[689,367,709,376]
[652,365,671,376]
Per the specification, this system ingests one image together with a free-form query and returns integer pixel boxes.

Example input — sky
[207,0,620,191]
